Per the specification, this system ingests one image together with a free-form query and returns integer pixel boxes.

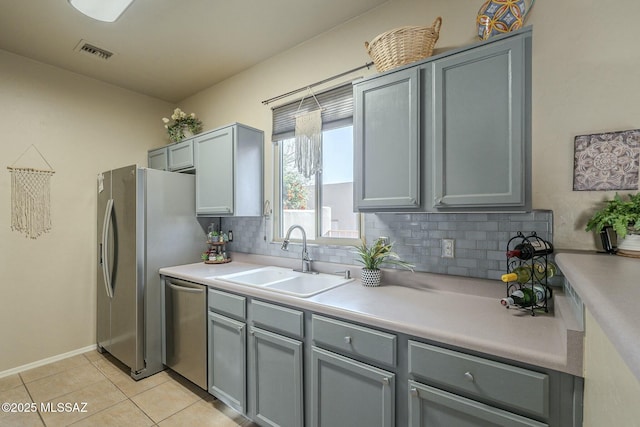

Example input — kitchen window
[272,84,362,245]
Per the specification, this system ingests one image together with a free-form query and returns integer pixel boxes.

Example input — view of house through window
[279,125,360,243]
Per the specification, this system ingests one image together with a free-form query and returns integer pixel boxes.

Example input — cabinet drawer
[208,289,246,320]
[312,315,396,367]
[408,341,549,419]
[251,300,304,339]
[409,380,548,427]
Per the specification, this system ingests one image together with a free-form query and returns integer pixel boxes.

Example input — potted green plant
[585,192,640,255]
[353,238,414,287]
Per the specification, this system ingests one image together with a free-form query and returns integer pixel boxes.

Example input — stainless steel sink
[212,266,352,297]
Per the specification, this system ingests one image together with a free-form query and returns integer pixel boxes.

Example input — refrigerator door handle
[101,198,115,299]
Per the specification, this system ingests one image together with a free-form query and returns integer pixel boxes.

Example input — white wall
[0,50,171,372]
[583,310,640,426]
[180,0,640,251]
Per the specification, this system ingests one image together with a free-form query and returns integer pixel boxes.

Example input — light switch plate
[442,239,455,258]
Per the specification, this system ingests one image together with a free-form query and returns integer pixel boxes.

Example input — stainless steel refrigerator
[97,165,204,380]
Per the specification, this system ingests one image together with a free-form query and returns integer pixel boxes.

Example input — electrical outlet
[442,239,455,258]
[379,236,390,246]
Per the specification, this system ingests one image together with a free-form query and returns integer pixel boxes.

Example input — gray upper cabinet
[427,34,531,210]
[148,146,168,171]
[195,123,263,216]
[168,139,195,172]
[353,28,532,212]
[354,67,420,211]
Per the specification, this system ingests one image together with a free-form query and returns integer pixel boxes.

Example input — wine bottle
[532,261,557,281]
[500,285,550,308]
[506,240,553,259]
[501,262,557,284]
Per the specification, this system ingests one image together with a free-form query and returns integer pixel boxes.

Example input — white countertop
[160,253,583,376]
[556,251,640,381]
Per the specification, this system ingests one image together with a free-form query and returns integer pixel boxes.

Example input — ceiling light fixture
[68,0,135,23]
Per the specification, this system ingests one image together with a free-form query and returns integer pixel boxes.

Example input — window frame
[272,127,363,247]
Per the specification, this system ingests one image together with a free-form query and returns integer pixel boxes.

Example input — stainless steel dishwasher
[164,278,207,389]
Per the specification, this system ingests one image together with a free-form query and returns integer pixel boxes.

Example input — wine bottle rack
[505,231,553,316]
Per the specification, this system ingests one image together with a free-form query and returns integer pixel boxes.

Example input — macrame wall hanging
[7,145,55,239]
[294,89,324,178]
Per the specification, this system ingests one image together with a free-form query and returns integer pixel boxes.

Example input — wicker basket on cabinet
[365,16,442,72]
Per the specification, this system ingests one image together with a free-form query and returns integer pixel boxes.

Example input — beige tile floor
[0,350,256,427]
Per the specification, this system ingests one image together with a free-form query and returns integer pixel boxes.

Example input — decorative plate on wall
[573,129,640,191]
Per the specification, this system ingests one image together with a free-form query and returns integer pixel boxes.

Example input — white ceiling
[0,0,387,102]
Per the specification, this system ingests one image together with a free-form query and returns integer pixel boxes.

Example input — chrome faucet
[281,224,314,273]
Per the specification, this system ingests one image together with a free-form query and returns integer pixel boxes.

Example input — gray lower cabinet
[148,147,168,171]
[249,327,303,427]
[311,347,395,427]
[194,123,263,216]
[207,290,247,414]
[201,285,580,427]
[408,340,552,427]
[249,299,304,427]
[408,381,547,427]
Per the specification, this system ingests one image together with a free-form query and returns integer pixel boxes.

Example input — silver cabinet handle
[344,336,352,344]
[382,377,390,386]
[464,371,474,382]
[434,196,444,206]
[410,387,419,397]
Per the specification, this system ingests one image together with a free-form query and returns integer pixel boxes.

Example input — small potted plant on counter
[353,238,414,287]
[585,192,640,257]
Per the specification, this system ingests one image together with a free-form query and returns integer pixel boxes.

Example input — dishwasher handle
[167,279,205,293]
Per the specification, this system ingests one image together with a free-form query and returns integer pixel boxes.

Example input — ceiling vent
[74,40,114,61]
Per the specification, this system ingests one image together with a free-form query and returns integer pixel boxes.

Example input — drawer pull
[382,377,390,386]
[464,371,474,382]
[344,336,352,344]
[410,387,418,397]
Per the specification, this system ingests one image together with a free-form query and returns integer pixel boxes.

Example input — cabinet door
[208,311,246,414]
[429,36,529,209]
[168,139,194,171]
[409,381,547,427]
[148,147,168,170]
[195,127,234,215]
[311,347,394,427]
[354,67,420,210]
[249,327,303,427]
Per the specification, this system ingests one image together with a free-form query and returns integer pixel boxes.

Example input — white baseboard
[0,344,98,379]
